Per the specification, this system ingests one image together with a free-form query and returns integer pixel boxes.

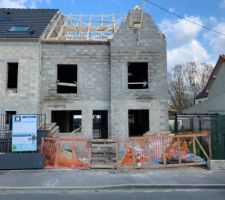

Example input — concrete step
[91,164,117,169]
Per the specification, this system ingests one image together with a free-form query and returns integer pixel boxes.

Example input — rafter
[44,14,126,41]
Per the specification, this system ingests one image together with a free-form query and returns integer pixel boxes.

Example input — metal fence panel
[211,115,225,159]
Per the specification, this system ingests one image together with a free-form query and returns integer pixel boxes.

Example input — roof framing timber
[44,14,126,42]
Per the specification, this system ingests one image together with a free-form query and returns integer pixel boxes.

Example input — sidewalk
[0,167,225,191]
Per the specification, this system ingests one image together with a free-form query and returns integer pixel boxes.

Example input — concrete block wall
[0,9,169,139]
[0,41,40,114]
[40,43,111,137]
[110,12,168,137]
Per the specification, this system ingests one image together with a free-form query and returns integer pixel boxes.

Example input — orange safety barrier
[119,137,149,168]
[164,137,190,161]
[42,137,91,169]
[118,131,210,169]
[40,130,210,170]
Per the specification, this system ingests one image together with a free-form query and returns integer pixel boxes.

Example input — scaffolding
[45,14,126,41]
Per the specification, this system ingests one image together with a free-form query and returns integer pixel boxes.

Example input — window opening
[7,63,18,93]
[57,64,77,93]
[5,111,16,131]
[128,62,148,89]
[51,110,81,132]
[8,26,30,32]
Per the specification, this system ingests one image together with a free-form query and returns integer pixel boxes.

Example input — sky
[0,0,225,69]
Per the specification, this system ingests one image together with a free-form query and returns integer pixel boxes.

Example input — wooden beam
[195,137,210,160]
[86,15,92,40]
[193,136,196,155]
[178,136,181,164]
[175,133,208,138]
[57,82,77,87]
[64,25,114,32]
[57,23,65,40]
[128,81,148,84]
[46,13,63,39]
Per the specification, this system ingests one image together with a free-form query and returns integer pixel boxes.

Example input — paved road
[0,190,225,200]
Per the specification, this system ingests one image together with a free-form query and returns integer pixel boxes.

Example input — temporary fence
[171,113,225,160]
[41,131,210,170]
[117,131,210,169]
[41,137,91,169]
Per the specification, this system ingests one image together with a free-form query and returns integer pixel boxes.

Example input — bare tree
[168,62,213,114]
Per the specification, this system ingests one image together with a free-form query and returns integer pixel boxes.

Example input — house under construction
[0,6,168,139]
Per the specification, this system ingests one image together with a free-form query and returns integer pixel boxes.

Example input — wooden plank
[91,139,116,143]
[128,81,148,85]
[57,22,65,40]
[178,136,181,164]
[64,25,114,32]
[72,127,81,133]
[208,133,212,159]
[86,15,92,40]
[116,141,119,170]
[131,141,136,168]
[46,13,63,39]
[195,137,210,160]
[193,136,196,155]
[162,137,166,166]
[57,82,77,87]
[91,144,116,148]
[91,164,116,169]
[91,150,116,154]
[91,158,117,162]
[175,133,209,137]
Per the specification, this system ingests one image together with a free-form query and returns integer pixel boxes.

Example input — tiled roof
[195,54,225,100]
[0,8,58,39]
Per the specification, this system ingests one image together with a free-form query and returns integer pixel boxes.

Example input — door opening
[51,110,82,132]
[128,109,149,137]
[93,110,108,139]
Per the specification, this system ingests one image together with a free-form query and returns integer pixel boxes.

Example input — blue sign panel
[12,115,37,152]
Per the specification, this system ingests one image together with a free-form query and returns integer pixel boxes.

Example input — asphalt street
[0,190,225,200]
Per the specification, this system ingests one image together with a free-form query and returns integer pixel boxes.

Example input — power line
[144,0,225,37]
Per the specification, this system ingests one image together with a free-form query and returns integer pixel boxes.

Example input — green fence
[211,115,225,159]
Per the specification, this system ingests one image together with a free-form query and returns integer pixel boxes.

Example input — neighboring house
[184,55,225,115]
[0,7,168,138]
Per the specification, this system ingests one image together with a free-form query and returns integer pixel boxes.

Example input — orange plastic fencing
[118,137,149,168]
[40,130,210,169]
[42,137,91,169]
[117,131,210,169]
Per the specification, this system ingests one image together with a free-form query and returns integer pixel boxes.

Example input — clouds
[204,22,225,56]
[0,0,50,8]
[159,16,217,69]
[159,16,203,49]
[167,40,210,68]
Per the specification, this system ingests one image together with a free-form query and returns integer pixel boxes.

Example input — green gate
[211,115,225,159]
